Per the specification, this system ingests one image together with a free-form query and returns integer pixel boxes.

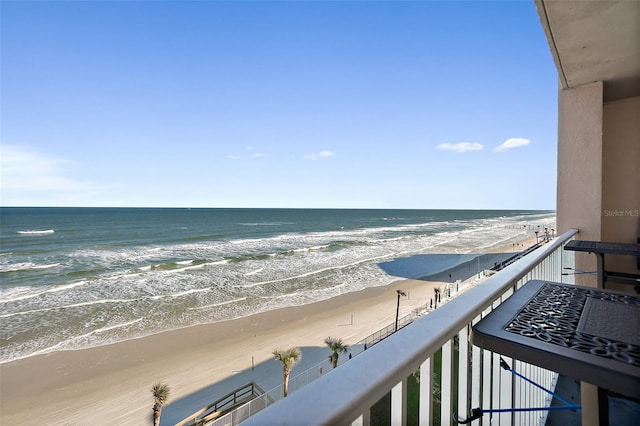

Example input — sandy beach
[0,236,537,425]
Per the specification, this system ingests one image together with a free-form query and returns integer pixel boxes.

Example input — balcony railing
[207,305,418,426]
[241,228,578,426]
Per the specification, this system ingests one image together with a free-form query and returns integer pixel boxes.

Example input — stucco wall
[601,95,640,279]
[557,81,603,287]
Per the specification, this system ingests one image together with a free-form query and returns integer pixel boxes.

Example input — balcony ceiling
[536,0,640,102]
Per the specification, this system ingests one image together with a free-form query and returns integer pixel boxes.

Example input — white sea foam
[9,318,145,362]
[171,288,209,297]
[238,251,397,289]
[237,222,292,226]
[292,244,330,253]
[150,288,210,300]
[17,229,55,235]
[0,280,88,303]
[32,263,61,270]
[188,297,248,311]
[88,318,144,335]
[107,271,142,280]
[0,262,61,273]
[158,261,223,274]
[25,341,68,359]
[0,297,136,318]
[207,259,229,266]
[262,291,304,300]
[206,259,230,267]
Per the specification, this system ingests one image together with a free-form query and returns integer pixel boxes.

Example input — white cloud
[494,137,530,152]
[305,150,335,160]
[0,144,89,192]
[436,142,484,153]
[228,146,265,160]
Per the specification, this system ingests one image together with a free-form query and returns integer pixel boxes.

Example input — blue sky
[1,1,558,210]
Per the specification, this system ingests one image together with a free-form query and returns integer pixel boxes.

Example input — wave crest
[17,230,55,235]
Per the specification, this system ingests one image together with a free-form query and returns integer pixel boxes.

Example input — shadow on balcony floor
[545,375,580,426]
[546,375,640,426]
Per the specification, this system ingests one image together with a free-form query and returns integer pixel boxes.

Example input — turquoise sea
[0,208,555,362]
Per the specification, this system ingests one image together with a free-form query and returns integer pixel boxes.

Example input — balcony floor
[546,375,640,426]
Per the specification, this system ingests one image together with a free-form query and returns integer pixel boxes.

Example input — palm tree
[150,381,170,426]
[273,347,301,397]
[325,336,349,369]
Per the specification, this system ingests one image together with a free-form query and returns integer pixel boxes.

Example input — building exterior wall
[557,81,603,287]
[601,95,640,282]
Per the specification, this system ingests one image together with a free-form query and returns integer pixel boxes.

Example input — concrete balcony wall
[602,96,640,282]
[557,86,639,290]
[557,82,603,288]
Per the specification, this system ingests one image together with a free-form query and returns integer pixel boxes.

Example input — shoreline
[1,235,530,366]
[0,236,537,425]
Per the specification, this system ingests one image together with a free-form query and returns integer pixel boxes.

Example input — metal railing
[177,382,268,426]
[206,309,419,426]
[241,229,578,426]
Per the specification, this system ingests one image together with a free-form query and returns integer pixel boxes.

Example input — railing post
[352,409,371,426]
[482,349,492,424]
[441,339,454,426]
[471,326,482,418]
[458,326,469,422]
[499,356,514,426]
[391,378,407,425]
[419,357,433,426]
[491,352,504,425]
[352,414,363,426]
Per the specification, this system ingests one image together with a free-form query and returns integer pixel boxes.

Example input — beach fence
[205,311,420,426]
[355,312,415,349]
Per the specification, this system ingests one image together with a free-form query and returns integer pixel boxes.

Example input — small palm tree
[273,347,301,397]
[325,336,349,369]
[151,381,170,426]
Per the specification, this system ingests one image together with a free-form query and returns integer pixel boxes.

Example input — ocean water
[0,207,555,363]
